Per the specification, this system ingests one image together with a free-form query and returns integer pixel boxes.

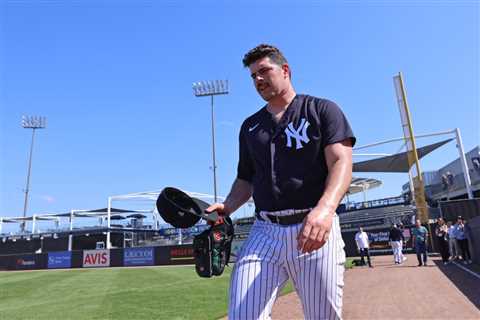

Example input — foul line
[452,262,480,280]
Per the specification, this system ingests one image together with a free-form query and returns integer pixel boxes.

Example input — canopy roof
[0,208,149,223]
[353,139,453,173]
[347,177,382,195]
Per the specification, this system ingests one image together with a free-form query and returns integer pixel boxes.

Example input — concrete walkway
[271,254,480,319]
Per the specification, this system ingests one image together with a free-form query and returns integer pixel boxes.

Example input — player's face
[249,57,290,101]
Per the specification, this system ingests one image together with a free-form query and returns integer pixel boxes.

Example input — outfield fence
[0,244,196,271]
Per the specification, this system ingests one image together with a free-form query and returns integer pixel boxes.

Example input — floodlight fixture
[192,79,229,202]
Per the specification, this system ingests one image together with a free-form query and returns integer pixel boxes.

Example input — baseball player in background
[206,44,355,319]
[389,224,405,264]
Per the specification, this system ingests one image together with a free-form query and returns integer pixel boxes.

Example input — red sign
[83,250,110,267]
[170,247,193,258]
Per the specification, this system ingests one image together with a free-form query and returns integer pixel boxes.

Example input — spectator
[355,227,373,268]
[389,224,405,264]
[435,218,450,265]
[447,221,458,260]
[455,216,472,264]
[412,219,429,267]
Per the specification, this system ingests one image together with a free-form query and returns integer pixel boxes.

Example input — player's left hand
[297,207,334,254]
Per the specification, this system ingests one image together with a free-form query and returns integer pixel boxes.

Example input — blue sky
[0,1,478,231]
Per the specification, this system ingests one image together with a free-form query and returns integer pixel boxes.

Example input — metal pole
[32,215,36,234]
[211,95,218,202]
[407,168,415,203]
[193,80,228,202]
[22,128,37,232]
[107,197,112,249]
[455,128,474,199]
[68,210,74,251]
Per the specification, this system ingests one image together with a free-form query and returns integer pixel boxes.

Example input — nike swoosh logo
[248,123,260,132]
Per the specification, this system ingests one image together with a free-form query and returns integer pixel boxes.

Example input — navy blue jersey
[237,94,356,212]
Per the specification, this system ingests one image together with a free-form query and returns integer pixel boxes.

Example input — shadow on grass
[433,259,480,309]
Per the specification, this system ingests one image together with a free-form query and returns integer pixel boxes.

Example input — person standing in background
[398,223,407,263]
[447,221,458,261]
[455,216,472,264]
[412,219,429,267]
[355,227,373,267]
[389,224,405,264]
[435,218,450,265]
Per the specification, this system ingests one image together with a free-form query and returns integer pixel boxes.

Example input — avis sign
[83,249,110,268]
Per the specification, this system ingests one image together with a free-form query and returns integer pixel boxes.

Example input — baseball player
[206,44,355,319]
[389,224,405,264]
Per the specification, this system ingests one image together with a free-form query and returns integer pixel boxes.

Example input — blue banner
[48,251,72,269]
[124,247,154,266]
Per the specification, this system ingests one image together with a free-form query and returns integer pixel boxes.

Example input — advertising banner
[368,228,413,254]
[48,251,72,269]
[124,247,154,266]
[83,249,110,268]
[169,246,194,264]
[15,255,37,270]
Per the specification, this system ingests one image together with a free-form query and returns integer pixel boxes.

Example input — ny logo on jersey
[284,118,310,149]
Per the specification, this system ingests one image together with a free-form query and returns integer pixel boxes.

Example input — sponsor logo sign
[48,251,72,269]
[124,247,154,266]
[15,255,36,269]
[83,249,110,268]
[169,247,194,261]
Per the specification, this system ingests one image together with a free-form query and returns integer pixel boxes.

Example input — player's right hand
[205,203,228,226]
[205,203,227,215]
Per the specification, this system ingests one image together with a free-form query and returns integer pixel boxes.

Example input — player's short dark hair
[242,44,289,68]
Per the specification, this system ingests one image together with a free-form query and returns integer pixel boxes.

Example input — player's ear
[282,64,291,80]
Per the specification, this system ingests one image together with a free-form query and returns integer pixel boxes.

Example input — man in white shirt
[355,227,373,267]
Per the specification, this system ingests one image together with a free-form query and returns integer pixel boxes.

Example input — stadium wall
[467,216,480,264]
[0,244,196,271]
[439,198,480,221]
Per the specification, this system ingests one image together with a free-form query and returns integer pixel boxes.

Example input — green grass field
[0,266,295,320]
[0,259,358,320]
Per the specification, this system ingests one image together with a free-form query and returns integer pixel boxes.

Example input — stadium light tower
[192,80,229,202]
[21,115,46,232]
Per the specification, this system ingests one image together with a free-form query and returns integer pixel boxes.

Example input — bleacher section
[339,204,414,223]
[339,204,414,231]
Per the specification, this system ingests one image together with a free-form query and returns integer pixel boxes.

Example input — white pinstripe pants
[228,214,345,320]
[391,241,403,263]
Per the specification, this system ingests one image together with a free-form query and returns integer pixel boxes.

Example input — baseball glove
[193,215,234,278]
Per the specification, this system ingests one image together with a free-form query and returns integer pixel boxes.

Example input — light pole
[192,80,229,202]
[21,115,46,232]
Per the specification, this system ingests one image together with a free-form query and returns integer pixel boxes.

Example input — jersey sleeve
[320,99,356,147]
[236,123,255,182]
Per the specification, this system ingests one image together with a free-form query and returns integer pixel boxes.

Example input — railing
[339,195,409,213]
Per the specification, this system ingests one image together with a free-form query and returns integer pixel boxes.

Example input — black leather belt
[256,210,310,225]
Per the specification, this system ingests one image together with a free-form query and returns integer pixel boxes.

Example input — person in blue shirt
[412,219,429,267]
[454,216,472,264]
